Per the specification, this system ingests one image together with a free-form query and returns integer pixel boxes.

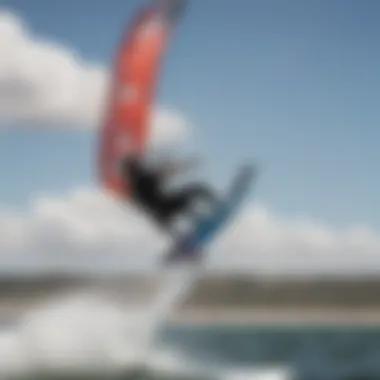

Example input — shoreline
[170,308,380,326]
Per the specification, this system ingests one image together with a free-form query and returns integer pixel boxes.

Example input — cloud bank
[0,11,189,146]
[0,187,379,275]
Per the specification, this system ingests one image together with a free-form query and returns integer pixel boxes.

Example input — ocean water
[2,321,380,380]
[162,324,380,380]
[0,270,379,380]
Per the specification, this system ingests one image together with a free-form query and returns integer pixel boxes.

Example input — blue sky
[1,0,380,229]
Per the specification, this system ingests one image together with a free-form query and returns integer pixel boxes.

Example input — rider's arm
[158,157,200,179]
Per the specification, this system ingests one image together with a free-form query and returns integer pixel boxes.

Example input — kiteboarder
[98,0,256,261]
[121,155,219,233]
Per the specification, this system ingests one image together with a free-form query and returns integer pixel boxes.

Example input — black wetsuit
[121,157,216,230]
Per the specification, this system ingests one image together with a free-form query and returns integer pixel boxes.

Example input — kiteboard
[163,165,256,265]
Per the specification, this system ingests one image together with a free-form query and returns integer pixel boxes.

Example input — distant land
[1,273,380,324]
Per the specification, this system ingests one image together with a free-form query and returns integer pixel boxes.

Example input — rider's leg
[176,183,219,218]
[176,183,218,206]
[158,183,219,225]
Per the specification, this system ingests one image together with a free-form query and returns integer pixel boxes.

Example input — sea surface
[2,321,380,380]
[162,323,380,380]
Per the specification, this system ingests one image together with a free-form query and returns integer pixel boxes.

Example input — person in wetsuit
[121,156,218,233]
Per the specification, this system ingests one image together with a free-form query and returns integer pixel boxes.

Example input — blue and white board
[163,165,256,265]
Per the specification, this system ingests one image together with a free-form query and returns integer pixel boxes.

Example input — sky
[0,0,380,274]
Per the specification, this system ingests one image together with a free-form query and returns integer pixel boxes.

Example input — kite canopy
[98,0,186,199]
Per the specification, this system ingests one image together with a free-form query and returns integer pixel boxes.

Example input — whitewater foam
[0,265,199,377]
[0,266,294,380]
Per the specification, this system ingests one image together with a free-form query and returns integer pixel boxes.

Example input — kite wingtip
[160,0,188,23]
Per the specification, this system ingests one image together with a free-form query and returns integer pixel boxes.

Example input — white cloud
[210,204,380,275]
[0,11,104,126]
[0,11,189,146]
[0,188,169,270]
[1,187,380,275]
[149,107,191,148]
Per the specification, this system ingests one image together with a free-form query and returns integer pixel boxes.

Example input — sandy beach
[0,274,380,326]
[170,308,380,326]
